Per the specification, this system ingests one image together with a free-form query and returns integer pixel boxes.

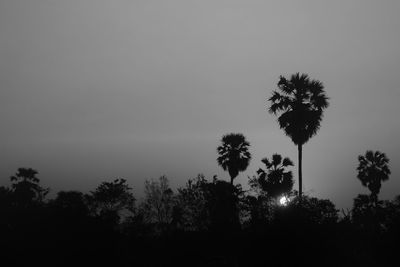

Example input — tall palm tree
[268,73,329,199]
[357,150,390,202]
[217,133,251,185]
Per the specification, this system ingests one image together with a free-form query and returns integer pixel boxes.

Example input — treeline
[1,73,398,266]
[0,158,399,266]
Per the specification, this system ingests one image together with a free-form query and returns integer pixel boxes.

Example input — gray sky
[1,0,399,209]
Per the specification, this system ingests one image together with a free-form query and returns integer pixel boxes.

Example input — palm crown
[217,133,251,185]
[269,73,329,145]
[256,154,294,199]
[357,150,390,197]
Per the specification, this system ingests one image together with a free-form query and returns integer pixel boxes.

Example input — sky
[1,0,399,210]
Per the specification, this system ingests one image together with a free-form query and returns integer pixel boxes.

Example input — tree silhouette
[141,175,175,227]
[274,195,338,229]
[217,133,251,185]
[357,150,390,202]
[351,194,383,229]
[202,179,242,231]
[88,178,135,224]
[10,167,49,207]
[250,154,294,200]
[176,174,210,231]
[268,73,329,199]
[51,191,90,218]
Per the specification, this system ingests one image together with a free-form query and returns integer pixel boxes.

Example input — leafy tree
[10,167,49,207]
[203,179,242,231]
[383,195,400,235]
[176,174,243,231]
[250,154,294,200]
[242,194,273,228]
[217,133,251,185]
[141,175,175,226]
[246,154,293,226]
[88,178,135,224]
[48,191,92,249]
[351,194,383,229]
[176,174,210,231]
[268,73,329,199]
[51,191,90,218]
[357,150,390,202]
[300,196,338,225]
[277,195,338,225]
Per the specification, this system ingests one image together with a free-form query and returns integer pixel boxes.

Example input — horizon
[1,0,400,210]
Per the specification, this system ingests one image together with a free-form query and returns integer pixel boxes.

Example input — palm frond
[271,154,282,167]
[282,157,294,167]
[217,133,251,182]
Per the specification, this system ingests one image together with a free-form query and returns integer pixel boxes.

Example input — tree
[88,178,135,224]
[141,175,175,226]
[250,154,294,200]
[10,167,49,207]
[246,154,294,226]
[357,150,390,202]
[217,133,251,185]
[176,174,210,231]
[51,191,89,218]
[383,195,400,236]
[268,73,329,199]
[277,195,338,226]
[351,194,384,230]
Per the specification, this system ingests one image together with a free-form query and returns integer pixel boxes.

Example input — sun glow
[279,196,289,206]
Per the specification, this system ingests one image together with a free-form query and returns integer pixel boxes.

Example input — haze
[1,0,399,209]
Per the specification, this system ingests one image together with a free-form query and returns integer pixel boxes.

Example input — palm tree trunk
[298,144,302,202]
[228,168,235,185]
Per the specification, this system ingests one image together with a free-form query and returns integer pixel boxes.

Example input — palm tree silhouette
[256,154,294,199]
[268,73,329,199]
[357,150,390,202]
[217,133,251,185]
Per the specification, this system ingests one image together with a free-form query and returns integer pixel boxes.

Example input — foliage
[217,133,251,184]
[176,174,210,231]
[50,191,90,218]
[141,175,175,226]
[277,195,339,225]
[88,178,135,223]
[175,175,244,232]
[10,167,49,207]
[268,73,329,146]
[268,73,329,198]
[351,194,384,229]
[241,194,274,227]
[249,154,294,199]
[202,179,242,231]
[0,186,12,207]
[0,166,399,266]
[357,150,390,199]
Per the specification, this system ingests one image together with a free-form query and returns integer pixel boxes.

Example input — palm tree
[255,154,294,199]
[217,133,251,185]
[268,73,329,199]
[357,150,390,202]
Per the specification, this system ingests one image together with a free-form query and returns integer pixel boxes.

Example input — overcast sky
[1,0,399,209]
